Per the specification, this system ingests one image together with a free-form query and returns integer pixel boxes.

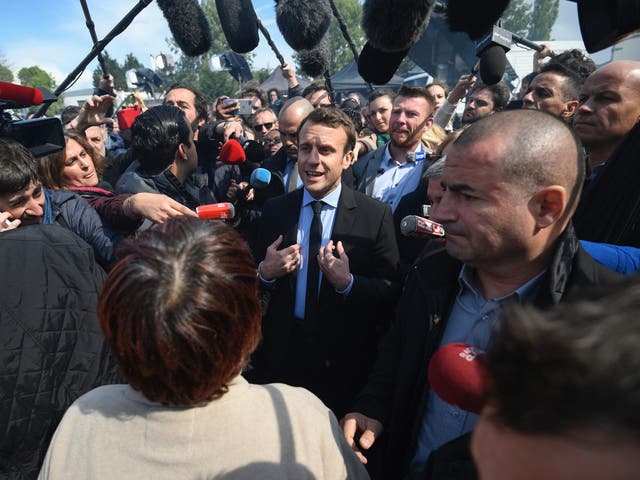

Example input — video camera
[0,81,65,158]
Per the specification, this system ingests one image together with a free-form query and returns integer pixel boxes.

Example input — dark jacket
[115,161,217,209]
[0,225,120,479]
[352,224,625,479]
[71,185,142,236]
[48,189,118,266]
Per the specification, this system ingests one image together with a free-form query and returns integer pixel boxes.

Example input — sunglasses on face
[253,121,275,132]
[262,137,282,146]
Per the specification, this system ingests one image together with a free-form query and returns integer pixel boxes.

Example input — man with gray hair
[342,109,623,479]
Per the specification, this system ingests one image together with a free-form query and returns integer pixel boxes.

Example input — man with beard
[352,86,435,213]
[461,82,510,125]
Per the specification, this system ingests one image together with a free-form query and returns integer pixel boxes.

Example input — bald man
[572,61,640,246]
[261,96,315,192]
[342,109,623,479]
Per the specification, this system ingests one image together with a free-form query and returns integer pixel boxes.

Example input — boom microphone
[215,0,260,54]
[362,0,436,52]
[298,36,331,78]
[358,42,407,85]
[428,343,488,414]
[196,202,236,220]
[445,0,510,40]
[276,0,332,51]
[156,0,212,56]
[0,82,44,107]
[400,215,445,238]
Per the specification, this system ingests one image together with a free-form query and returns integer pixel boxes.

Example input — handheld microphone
[219,138,247,165]
[276,0,332,51]
[156,0,212,57]
[479,45,507,85]
[428,342,488,414]
[250,168,272,190]
[196,202,236,220]
[0,82,44,107]
[400,215,445,238]
[215,0,260,54]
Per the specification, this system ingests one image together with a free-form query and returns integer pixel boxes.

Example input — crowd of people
[1,51,640,480]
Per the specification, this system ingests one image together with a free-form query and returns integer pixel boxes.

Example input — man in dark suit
[250,107,401,417]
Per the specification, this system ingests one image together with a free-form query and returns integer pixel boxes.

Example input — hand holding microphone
[400,215,445,239]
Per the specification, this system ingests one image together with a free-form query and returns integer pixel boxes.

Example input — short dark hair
[302,83,333,104]
[395,85,435,112]
[39,130,105,189]
[166,82,209,122]
[0,138,40,195]
[131,105,191,175]
[99,218,262,405]
[60,106,81,125]
[299,107,356,154]
[241,85,267,109]
[473,82,511,111]
[540,49,597,101]
[486,281,640,440]
[368,88,394,104]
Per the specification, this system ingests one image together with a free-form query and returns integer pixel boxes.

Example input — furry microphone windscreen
[156,0,212,56]
[362,0,435,52]
[358,42,408,84]
[215,0,260,53]
[297,36,330,78]
[275,0,332,51]
[479,45,507,85]
[446,0,511,39]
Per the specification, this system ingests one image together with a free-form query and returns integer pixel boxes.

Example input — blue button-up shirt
[294,184,353,318]
[371,144,427,212]
[411,265,544,472]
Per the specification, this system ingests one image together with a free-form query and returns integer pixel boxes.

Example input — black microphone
[400,215,445,238]
[358,42,408,85]
[276,0,332,51]
[479,45,507,85]
[362,0,436,52]
[298,36,331,78]
[215,0,260,54]
[445,0,511,40]
[156,0,212,56]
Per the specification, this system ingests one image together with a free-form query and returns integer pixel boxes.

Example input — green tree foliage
[529,0,560,40]
[167,0,254,101]
[0,52,13,82]
[17,66,63,115]
[123,53,144,71]
[501,0,559,41]
[91,51,127,90]
[321,0,365,75]
[501,0,533,37]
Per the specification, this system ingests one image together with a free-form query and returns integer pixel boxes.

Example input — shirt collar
[302,182,341,209]
[383,142,425,168]
[457,264,545,303]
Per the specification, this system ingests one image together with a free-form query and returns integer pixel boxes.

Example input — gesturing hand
[260,235,301,280]
[318,240,351,291]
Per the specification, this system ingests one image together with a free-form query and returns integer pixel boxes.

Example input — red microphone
[400,215,445,238]
[428,343,488,414]
[196,202,236,220]
[219,138,246,165]
[0,81,44,106]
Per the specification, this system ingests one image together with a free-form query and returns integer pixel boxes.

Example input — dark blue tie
[305,201,323,322]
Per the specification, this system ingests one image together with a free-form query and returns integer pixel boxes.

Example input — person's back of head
[131,105,191,175]
[99,217,261,406]
[473,282,640,479]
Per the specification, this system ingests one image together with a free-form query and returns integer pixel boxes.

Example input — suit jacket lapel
[364,146,386,197]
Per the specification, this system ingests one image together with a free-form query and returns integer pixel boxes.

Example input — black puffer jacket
[0,225,120,479]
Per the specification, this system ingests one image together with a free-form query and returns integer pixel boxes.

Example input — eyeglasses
[253,121,275,132]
